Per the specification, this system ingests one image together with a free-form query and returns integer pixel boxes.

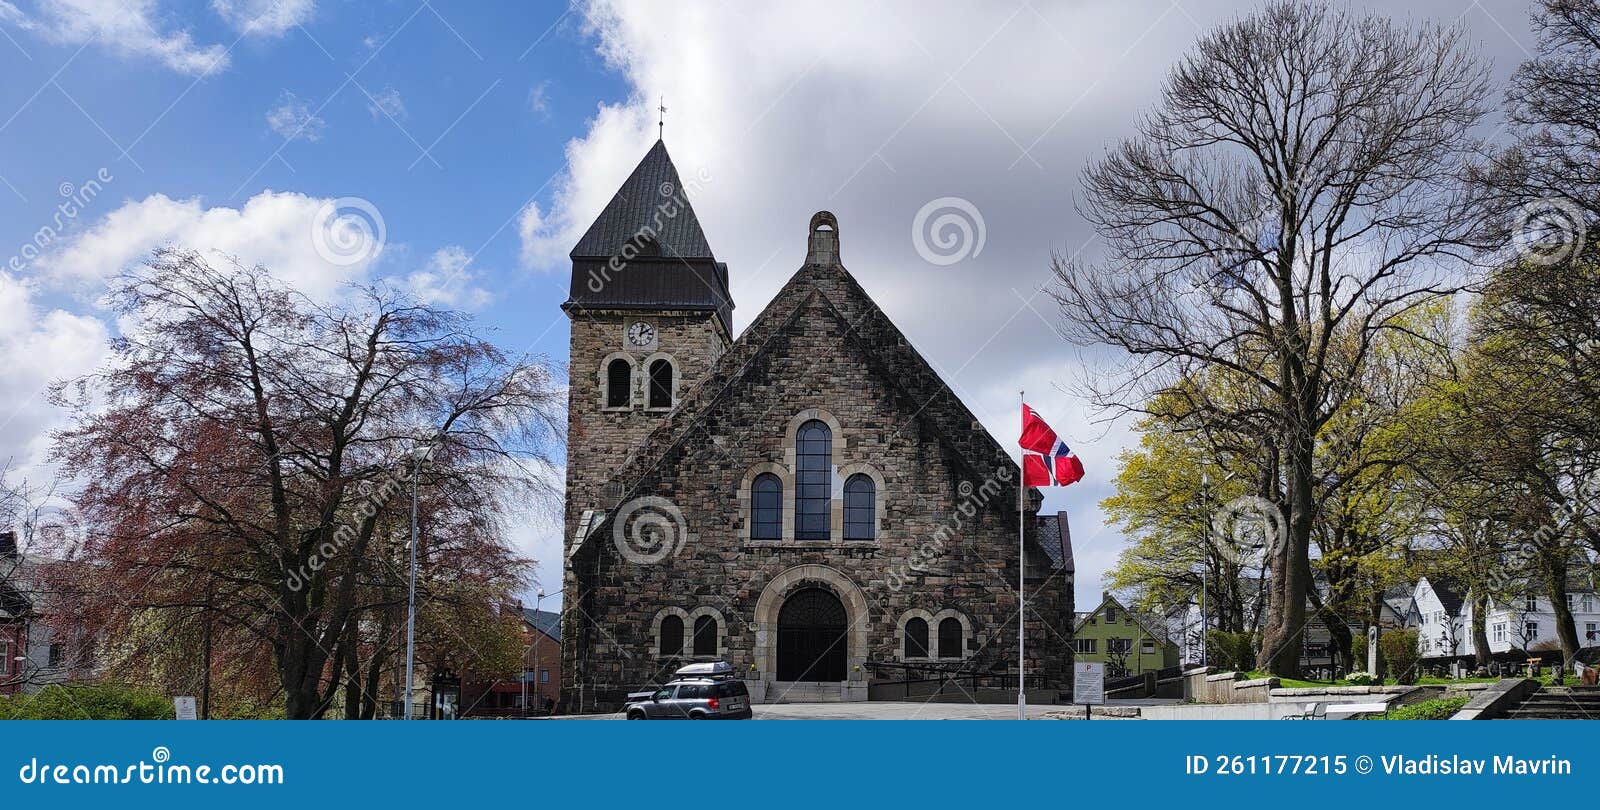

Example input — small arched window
[659,615,684,657]
[606,359,632,408]
[904,617,929,659]
[692,615,717,657]
[843,474,875,540]
[648,359,673,408]
[794,420,832,540]
[938,617,963,659]
[751,473,782,540]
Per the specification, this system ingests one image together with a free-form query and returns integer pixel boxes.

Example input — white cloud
[365,86,407,121]
[404,245,491,310]
[211,0,314,38]
[266,91,325,142]
[37,190,382,300]
[528,80,551,118]
[18,0,229,75]
[0,272,107,478]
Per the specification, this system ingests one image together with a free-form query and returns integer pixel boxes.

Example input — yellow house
[1072,592,1179,677]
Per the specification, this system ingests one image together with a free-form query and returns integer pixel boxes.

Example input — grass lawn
[1241,671,1498,688]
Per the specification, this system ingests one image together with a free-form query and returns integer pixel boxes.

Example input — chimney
[806,211,840,266]
[0,531,15,558]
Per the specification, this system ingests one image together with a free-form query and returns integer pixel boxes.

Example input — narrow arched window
[794,420,831,540]
[905,617,929,658]
[659,615,683,656]
[751,473,782,540]
[692,615,717,657]
[606,359,631,408]
[648,359,673,408]
[938,617,962,659]
[843,474,875,540]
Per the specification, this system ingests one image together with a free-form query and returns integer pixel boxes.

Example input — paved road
[544,700,1173,720]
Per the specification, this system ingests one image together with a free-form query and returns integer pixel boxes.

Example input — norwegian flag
[1020,404,1085,487]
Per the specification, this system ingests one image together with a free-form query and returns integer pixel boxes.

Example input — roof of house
[570,139,716,261]
[576,216,1053,566]
[1422,576,1467,617]
[1073,593,1175,645]
[1036,511,1073,572]
[520,608,560,641]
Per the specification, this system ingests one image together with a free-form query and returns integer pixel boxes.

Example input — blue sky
[0,0,1542,608]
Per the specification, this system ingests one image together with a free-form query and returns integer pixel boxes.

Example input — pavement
[545,699,1178,720]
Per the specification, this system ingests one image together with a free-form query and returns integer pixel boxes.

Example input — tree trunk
[1259,427,1313,677]
[1541,552,1581,666]
[1470,591,1491,668]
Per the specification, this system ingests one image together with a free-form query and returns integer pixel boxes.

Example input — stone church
[559,140,1074,711]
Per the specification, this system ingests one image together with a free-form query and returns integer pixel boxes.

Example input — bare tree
[1052,1,1490,676]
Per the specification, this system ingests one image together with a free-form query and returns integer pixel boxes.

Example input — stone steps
[767,681,845,703]
[1498,687,1600,719]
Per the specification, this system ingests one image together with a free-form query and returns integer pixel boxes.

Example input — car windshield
[652,687,673,701]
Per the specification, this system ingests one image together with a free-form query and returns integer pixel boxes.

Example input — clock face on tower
[626,321,656,348]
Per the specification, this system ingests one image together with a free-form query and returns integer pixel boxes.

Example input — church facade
[559,140,1073,711]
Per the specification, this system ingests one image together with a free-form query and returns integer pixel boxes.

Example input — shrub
[1206,630,1257,672]
[0,684,174,720]
[1343,672,1379,686]
[1379,629,1421,685]
[1370,696,1469,720]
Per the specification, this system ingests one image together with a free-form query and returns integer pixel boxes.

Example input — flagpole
[1018,389,1026,721]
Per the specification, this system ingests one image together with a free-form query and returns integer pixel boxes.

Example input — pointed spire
[569,140,714,261]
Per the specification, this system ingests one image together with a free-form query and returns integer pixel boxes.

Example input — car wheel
[688,711,707,720]
[627,710,646,720]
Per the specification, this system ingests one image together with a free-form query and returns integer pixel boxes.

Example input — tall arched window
[648,359,673,408]
[751,473,782,540]
[904,617,929,658]
[843,474,875,540]
[606,359,631,408]
[937,617,963,659]
[794,420,832,540]
[692,615,717,657]
[659,615,684,656]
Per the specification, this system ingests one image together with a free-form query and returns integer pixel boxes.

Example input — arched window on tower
[659,615,684,657]
[938,617,963,659]
[905,617,929,659]
[606,358,632,408]
[692,615,717,657]
[794,420,832,540]
[648,359,673,408]
[751,473,782,540]
[843,474,876,540]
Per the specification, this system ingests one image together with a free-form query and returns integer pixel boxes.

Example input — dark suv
[624,678,753,720]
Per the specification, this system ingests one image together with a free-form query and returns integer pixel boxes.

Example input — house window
[660,614,684,656]
[1525,595,1537,611]
[1141,639,1156,655]
[648,359,673,408]
[1104,606,1118,623]
[1074,638,1097,654]
[539,669,550,684]
[751,473,782,540]
[1567,594,1576,610]
[692,615,717,657]
[1583,595,1595,613]
[904,617,929,658]
[48,643,63,668]
[1107,638,1132,654]
[794,420,831,540]
[606,359,631,408]
[842,474,876,540]
[1525,622,1539,640]
[1586,623,1597,641]
[1492,623,1506,643]
[0,641,9,674]
[937,617,963,659]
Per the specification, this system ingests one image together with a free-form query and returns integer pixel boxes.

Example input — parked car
[624,669,752,720]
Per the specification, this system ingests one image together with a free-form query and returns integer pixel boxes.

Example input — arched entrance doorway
[776,587,847,681]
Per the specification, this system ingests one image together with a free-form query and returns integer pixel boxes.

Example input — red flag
[1020,404,1058,454]
[1019,403,1085,487]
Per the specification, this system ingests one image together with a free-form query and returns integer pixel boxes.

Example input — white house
[1410,575,1600,659]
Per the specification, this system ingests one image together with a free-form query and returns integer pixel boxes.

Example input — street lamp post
[404,452,422,720]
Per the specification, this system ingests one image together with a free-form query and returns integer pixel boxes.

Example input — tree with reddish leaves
[49,248,561,719]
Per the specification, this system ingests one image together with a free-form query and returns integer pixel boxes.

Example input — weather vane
[658,95,666,139]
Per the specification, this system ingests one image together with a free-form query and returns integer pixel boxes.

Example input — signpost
[173,696,198,720]
[1073,662,1104,720]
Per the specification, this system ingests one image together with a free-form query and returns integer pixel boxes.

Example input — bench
[1324,701,1391,718]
